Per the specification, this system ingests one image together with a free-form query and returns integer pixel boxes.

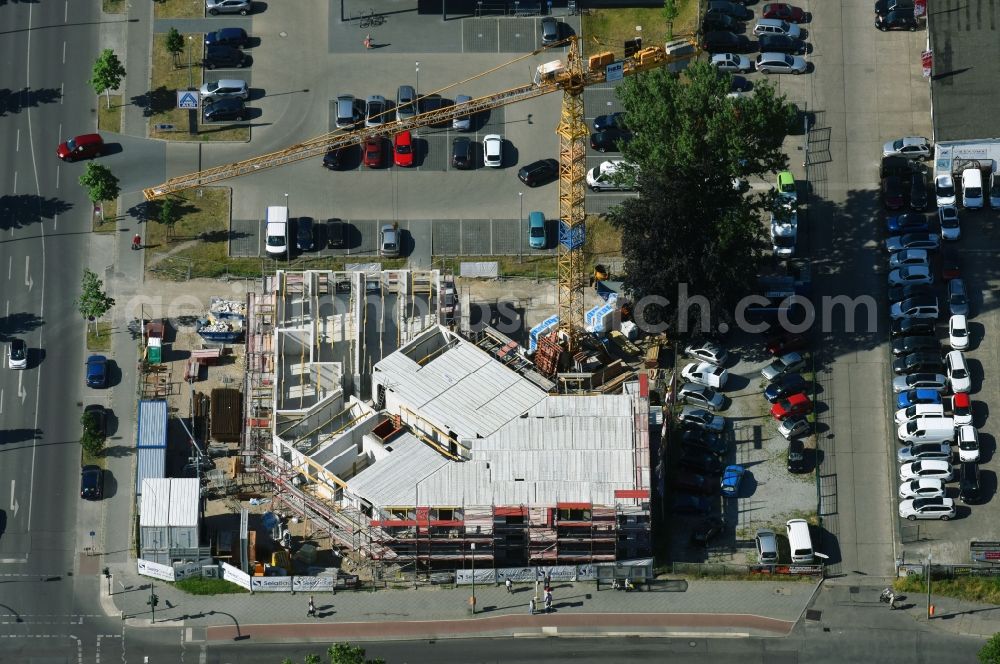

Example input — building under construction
[242,269,652,571]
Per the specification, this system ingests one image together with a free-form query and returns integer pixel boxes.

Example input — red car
[57,133,104,161]
[882,176,905,210]
[393,130,413,167]
[766,333,807,356]
[762,3,806,22]
[363,138,382,169]
[770,392,813,421]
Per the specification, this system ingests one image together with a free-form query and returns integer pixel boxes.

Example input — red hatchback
[770,392,813,420]
[766,332,808,356]
[762,3,806,22]
[393,130,413,167]
[57,133,104,161]
[363,138,382,169]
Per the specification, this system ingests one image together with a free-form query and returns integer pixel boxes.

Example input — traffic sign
[177,91,199,109]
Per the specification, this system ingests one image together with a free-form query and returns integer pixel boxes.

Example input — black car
[589,128,632,153]
[959,462,985,505]
[882,175,905,210]
[891,335,940,357]
[881,155,918,178]
[890,318,935,339]
[707,0,752,20]
[593,112,627,132]
[691,517,725,546]
[731,75,753,93]
[681,429,728,457]
[758,34,808,55]
[673,493,714,515]
[327,219,347,248]
[322,148,344,170]
[910,173,929,211]
[702,31,751,53]
[541,16,560,45]
[763,373,807,403]
[703,12,738,31]
[203,97,248,122]
[80,465,103,500]
[787,439,810,473]
[875,0,913,15]
[876,8,917,30]
[420,95,452,127]
[889,284,934,308]
[452,137,473,169]
[83,404,108,438]
[675,471,717,495]
[678,448,724,475]
[202,44,247,69]
[517,158,558,187]
[295,217,314,252]
[205,27,249,48]
[892,352,944,375]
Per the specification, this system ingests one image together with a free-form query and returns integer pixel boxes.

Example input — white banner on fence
[173,559,214,581]
[251,576,293,592]
[292,576,335,592]
[458,565,596,585]
[137,558,176,582]
[459,262,499,278]
[221,561,252,590]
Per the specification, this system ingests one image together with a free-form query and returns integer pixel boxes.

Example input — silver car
[678,406,726,433]
[452,94,473,131]
[710,53,753,73]
[206,0,251,15]
[365,95,387,128]
[378,224,399,257]
[200,78,248,101]
[755,52,807,74]
[684,341,729,366]
[677,383,725,411]
[897,442,952,464]
[947,278,969,316]
[882,136,932,160]
[396,85,417,123]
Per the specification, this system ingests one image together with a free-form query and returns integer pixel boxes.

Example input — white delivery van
[897,416,956,444]
[264,206,289,256]
[786,519,814,563]
[962,168,983,209]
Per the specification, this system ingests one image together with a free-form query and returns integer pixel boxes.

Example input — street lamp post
[518,192,524,263]
[926,553,932,619]
[415,61,420,97]
[470,542,476,614]
[187,35,194,90]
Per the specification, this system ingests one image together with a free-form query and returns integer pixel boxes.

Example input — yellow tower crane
[143,36,698,352]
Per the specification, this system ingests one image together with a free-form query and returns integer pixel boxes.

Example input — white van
[962,168,983,209]
[897,416,956,444]
[264,205,289,256]
[786,519,814,563]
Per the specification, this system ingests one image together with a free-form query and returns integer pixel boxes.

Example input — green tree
[90,49,127,109]
[79,163,121,205]
[611,62,794,333]
[159,197,179,238]
[661,0,679,40]
[77,269,116,335]
[328,643,385,664]
[166,28,185,69]
[81,411,106,457]
[980,633,1000,664]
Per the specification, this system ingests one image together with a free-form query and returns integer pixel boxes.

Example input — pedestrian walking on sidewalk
[364,34,373,49]
[544,593,552,613]
[131,234,141,250]
[529,598,535,615]
[307,596,316,618]
[505,577,513,593]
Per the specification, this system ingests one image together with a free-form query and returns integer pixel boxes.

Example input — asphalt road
[0,0,107,655]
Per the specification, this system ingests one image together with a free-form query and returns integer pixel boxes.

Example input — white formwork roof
[345,432,450,508]
[140,478,200,527]
[373,330,548,440]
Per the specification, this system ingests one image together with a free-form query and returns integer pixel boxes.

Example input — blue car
[86,355,108,388]
[720,464,745,498]
[886,212,929,235]
[763,373,807,403]
[896,388,942,410]
[528,211,547,249]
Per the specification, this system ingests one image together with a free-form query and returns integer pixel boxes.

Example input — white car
[882,136,932,160]
[888,249,929,270]
[898,478,946,500]
[894,403,945,425]
[939,206,960,240]
[887,265,933,287]
[755,52,807,75]
[957,424,980,462]
[678,406,726,433]
[199,78,249,101]
[770,211,797,257]
[935,174,956,207]
[885,233,938,253]
[684,341,729,366]
[586,160,636,192]
[710,52,753,73]
[483,134,503,167]
[777,416,811,440]
[677,383,725,411]
[900,459,953,482]
[681,361,729,389]
[948,314,969,350]
[899,497,956,521]
[945,350,971,392]
[7,338,27,369]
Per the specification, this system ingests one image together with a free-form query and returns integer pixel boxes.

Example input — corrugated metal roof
[135,446,166,496]
[374,331,547,439]
[140,478,200,526]
[345,432,450,507]
[137,400,167,448]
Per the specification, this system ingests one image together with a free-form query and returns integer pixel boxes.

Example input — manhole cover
[805,609,822,621]
[849,586,860,594]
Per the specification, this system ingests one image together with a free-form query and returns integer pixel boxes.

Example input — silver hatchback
[200,78,248,101]
[206,0,251,15]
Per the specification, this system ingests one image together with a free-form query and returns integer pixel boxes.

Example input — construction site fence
[670,562,825,578]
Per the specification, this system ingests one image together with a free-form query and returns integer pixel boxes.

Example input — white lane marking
[15,129,19,152]
[60,82,64,104]
[9,480,17,518]
[55,165,59,189]
[62,42,66,65]
[53,213,58,229]
[7,256,11,279]
[24,256,32,291]
[17,371,26,405]
[0,389,3,414]
[12,171,16,193]
[64,0,68,22]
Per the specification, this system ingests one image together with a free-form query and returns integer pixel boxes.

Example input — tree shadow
[199,229,249,243]
[126,198,197,224]
[0,429,42,445]
[130,86,175,117]
[0,194,73,230]
[0,312,44,339]
[0,86,61,115]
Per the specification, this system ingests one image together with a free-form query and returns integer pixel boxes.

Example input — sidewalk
[101,566,819,641]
